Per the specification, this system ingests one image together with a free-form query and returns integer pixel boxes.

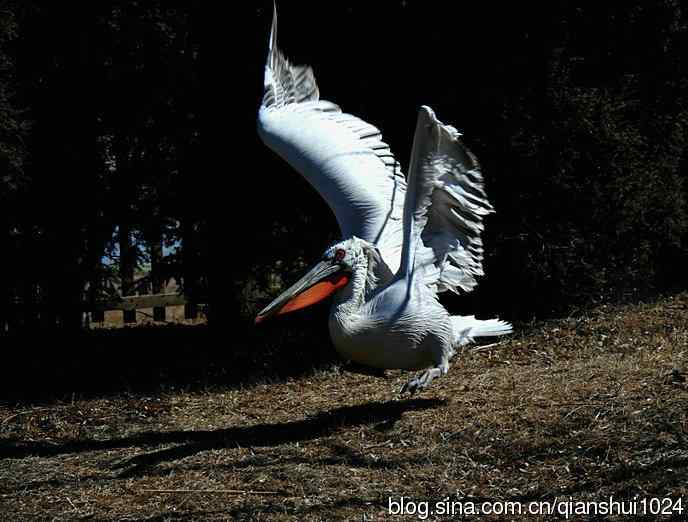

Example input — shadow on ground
[1,397,446,480]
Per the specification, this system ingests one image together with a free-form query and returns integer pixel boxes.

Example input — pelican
[255,6,512,393]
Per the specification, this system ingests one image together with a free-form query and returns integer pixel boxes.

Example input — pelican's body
[256,6,512,392]
[331,279,453,372]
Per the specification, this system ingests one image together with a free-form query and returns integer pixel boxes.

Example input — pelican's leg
[400,359,449,395]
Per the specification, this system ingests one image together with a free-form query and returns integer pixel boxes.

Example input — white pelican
[255,5,512,393]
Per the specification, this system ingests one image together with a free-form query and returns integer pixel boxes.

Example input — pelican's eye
[334,248,346,263]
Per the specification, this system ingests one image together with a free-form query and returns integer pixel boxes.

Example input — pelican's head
[320,237,371,271]
[254,238,367,324]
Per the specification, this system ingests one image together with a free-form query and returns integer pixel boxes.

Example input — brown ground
[1,294,687,520]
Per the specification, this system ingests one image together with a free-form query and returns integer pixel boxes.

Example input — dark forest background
[1,2,687,360]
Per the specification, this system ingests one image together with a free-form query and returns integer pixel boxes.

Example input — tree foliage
[0,1,201,332]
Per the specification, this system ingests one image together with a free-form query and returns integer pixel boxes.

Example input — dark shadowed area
[1,1,688,520]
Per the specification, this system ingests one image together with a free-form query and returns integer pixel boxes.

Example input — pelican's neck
[333,258,367,312]
[333,243,390,313]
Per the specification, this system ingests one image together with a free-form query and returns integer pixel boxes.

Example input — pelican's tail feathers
[450,315,512,347]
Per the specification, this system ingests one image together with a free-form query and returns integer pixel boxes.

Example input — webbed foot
[400,367,442,395]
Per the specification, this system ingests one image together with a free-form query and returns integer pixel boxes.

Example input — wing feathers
[259,5,406,272]
[260,9,495,289]
[400,106,496,293]
[263,4,319,109]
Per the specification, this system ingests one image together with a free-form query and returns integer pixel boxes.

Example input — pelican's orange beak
[255,261,349,324]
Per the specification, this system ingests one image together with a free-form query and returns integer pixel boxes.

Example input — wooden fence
[90,292,203,326]
[1,225,206,331]
[89,224,204,327]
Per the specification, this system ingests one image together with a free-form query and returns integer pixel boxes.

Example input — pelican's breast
[328,294,445,370]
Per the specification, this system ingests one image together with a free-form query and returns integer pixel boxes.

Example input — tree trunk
[119,223,136,323]
[182,218,198,320]
[150,227,165,321]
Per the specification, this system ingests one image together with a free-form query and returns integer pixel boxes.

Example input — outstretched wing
[258,5,406,273]
[399,106,494,293]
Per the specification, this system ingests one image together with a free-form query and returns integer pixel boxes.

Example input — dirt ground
[1,294,687,520]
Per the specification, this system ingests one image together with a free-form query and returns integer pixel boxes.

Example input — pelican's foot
[400,367,442,395]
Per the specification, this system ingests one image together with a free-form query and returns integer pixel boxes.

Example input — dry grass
[1,294,687,520]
